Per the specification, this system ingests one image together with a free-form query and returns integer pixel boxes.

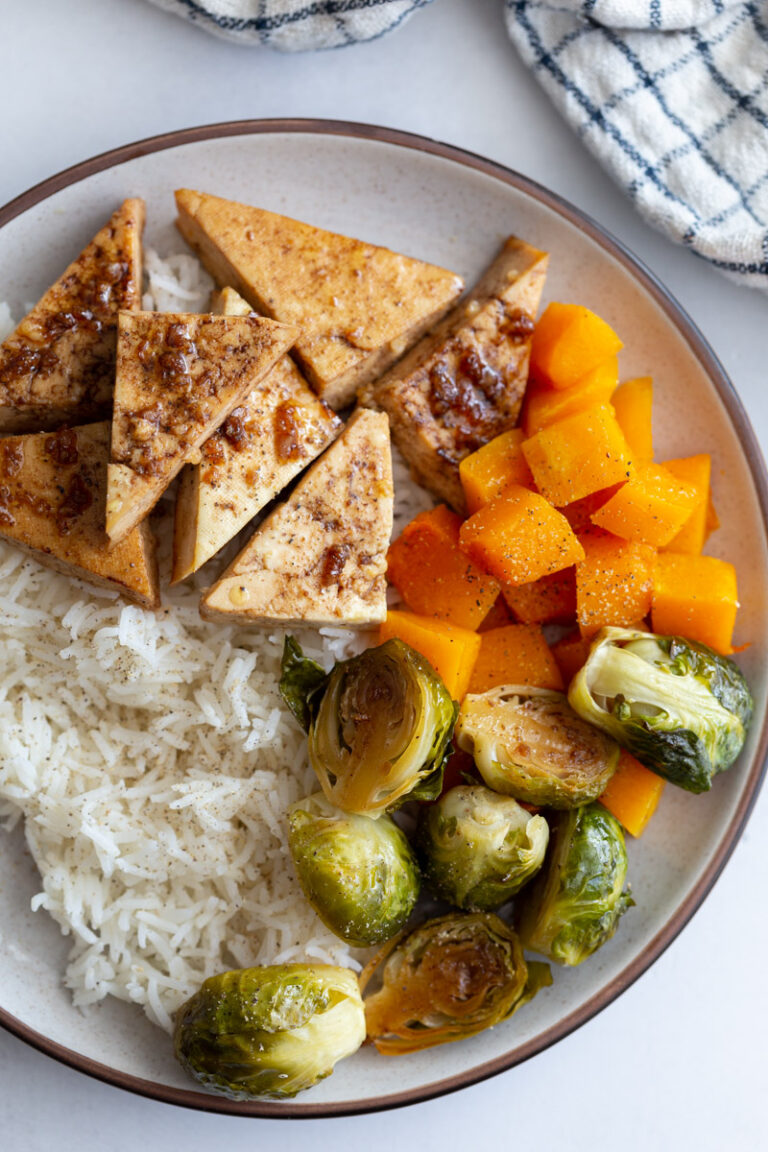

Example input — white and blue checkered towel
[146,0,768,291]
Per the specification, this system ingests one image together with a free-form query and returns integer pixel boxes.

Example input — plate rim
[1,116,767,1118]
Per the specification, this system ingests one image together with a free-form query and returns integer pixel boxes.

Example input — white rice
[0,250,432,1032]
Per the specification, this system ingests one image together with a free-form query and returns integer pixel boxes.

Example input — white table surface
[1,1,767,1148]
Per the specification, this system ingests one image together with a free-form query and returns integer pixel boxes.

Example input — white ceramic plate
[0,121,766,1117]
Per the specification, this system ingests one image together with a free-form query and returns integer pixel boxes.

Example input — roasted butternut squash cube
[387,505,500,629]
[459,428,535,514]
[651,552,738,654]
[706,491,721,537]
[379,610,481,700]
[611,376,653,466]
[560,486,623,534]
[502,567,577,625]
[459,485,585,588]
[591,462,702,547]
[576,531,656,638]
[661,454,712,555]
[599,750,665,837]
[551,630,593,687]
[521,405,634,506]
[530,302,623,390]
[477,594,514,632]
[522,357,618,436]
[468,624,564,693]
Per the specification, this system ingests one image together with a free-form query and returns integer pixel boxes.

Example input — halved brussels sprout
[568,627,753,793]
[174,964,365,1100]
[454,685,620,808]
[280,636,457,816]
[416,784,549,910]
[516,804,633,966]
[360,912,551,1054]
[288,793,421,946]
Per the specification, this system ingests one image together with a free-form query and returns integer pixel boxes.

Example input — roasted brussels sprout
[416,784,549,910]
[280,636,457,816]
[454,685,620,808]
[360,912,551,1054]
[568,627,753,793]
[288,792,420,946]
[516,804,633,966]
[174,964,365,1100]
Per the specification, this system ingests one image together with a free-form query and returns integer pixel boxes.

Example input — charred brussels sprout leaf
[288,793,420,946]
[516,804,633,966]
[173,965,365,1100]
[361,911,551,1054]
[568,627,753,793]
[416,784,549,910]
[279,636,328,732]
[308,638,458,816]
[455,685,620,808]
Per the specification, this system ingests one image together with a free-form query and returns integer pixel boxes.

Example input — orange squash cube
[661,455,712,555]
[387,505,500,630]
[560,486,623,534]
[468,624,564,694]
[503,567,577,625]
[459,429,534,515]
[530,303,623,390]
[591,463,703,547]
[599,750,665,837]
[611,376,653,465]
[477,595,514,632]
[651,552,738,654]
[521,405,634,506]
[522,357,619,436]
[706,491,720,538]
[459,485,585,588]
[379,610,481,700]
[576,531,656,638]
[551,630,593,686]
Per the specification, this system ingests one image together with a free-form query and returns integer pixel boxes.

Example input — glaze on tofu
[371,237,548,511]
[0,199,145,433]
[171,288,342,583]
[0,422,159,608]
[106,310,297,545]
[174,189,464,410]
[200,408,393,628]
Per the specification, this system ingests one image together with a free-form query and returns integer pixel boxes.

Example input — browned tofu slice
[371,237,548,511]
[0,423,159,608]
[175,189,464,411]
[172,288,342,583]
[106,311,297,545]
[0,199,145,433]
[201,408,393,628]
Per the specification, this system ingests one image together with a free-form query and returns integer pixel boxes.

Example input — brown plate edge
[1,117,767,1118]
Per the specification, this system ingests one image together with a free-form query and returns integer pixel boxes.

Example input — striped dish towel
[145,0,768,291]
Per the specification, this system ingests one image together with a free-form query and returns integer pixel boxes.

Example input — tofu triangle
[201,408,393,627]
[0,423,159,608]
[171,288,342,582]
[106,310,298,544]
[372,236,548,510]
[175,189,464,410]
[0,199,145,433]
